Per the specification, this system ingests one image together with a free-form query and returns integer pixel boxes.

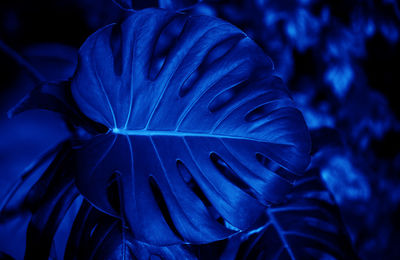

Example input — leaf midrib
[111,128,293,146]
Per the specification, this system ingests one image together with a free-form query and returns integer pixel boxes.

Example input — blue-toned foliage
[1,0,399,259]
[13,147,356,259]
[71,8,310,245]
[208,168,357,260]
[0,42,76,259]
[63,200,196,260]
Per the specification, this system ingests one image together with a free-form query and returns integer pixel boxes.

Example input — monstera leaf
[193,168,357,259]
[70,8,310,245]
[225,169,356,260]
[5,156,355,259]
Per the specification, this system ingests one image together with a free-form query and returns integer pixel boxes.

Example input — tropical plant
[0,3,357,260]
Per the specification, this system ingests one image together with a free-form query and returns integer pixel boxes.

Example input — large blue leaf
[71,8,311,245]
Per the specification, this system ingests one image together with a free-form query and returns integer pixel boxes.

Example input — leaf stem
[0,38,46,83]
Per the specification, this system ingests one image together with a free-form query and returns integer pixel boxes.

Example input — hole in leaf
[176,160,224,222]
[176,159,192,183]
[201,34,245,68]
[149,14,188,80]
[148,176,184,241]
[110,24,123,76]
[106,172,121,214]
[176,160,211,207]
[208,80,247,112]
[245,104,271,122]
[209,152,254,195]
[178,33,244,98]
[179,70,199,97]
[216,216,225,225]
[256,153,295,183]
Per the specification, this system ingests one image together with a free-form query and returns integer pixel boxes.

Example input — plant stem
[0,38,46,83]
